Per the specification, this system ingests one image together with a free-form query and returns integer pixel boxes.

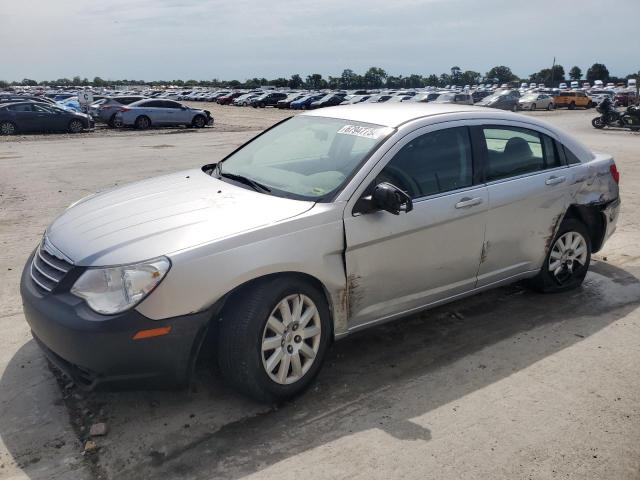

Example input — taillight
[610,163,620,184]
[120,107,130,112]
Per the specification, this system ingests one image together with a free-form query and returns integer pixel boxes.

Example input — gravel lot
[0,106,639,480]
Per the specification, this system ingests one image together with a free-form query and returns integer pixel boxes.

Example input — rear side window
[563,146,582,164]
[7,104,33,112]
[482,127,544,180]
[378,127,473,198]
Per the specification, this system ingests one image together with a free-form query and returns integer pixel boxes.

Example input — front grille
[30,239,73,293]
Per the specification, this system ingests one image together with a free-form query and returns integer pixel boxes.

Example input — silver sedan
[518,93,555,110]
[114,99,213,129]
[21,103,620,402]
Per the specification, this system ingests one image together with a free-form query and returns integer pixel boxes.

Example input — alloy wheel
[549,231,588,284]
[69,120,83,133]
[0,122,15,135]
[261,294,322,385]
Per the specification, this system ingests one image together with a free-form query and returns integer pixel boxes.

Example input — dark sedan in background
[0,101,94,135]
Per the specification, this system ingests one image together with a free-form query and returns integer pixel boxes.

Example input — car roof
[301,103,489,127]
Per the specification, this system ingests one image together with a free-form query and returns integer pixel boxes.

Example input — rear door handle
[455,197,483,209]
[545,175,566,186]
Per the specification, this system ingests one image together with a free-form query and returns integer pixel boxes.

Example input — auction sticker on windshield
[337,124,389,139]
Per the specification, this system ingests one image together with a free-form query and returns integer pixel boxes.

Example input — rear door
[475,124,570,286]
[6,103,37,131]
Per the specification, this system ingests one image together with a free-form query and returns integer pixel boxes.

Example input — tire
[301,104,307,110]
[217,276,331,402]
[511,103,519,112]
[0,121,16,135]
[568,102,576,110]
[107,113,118,128]
[530,103,536,111]
[135,115,151,130]
[529,218,591,293]
[592,117,606,129]
[547,102,554,111]
[68,119,84,133]
[192,115,206,128]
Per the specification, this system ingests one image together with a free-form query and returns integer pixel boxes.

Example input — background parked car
[290,94,324,110]
[114,99,213,129]
[251,92,288,108]
[233,93,261,106]
[277,92,306,109]
[340,94,371,105]
[554,91,593,110]
[614,91,638,107]
[475,90,520,111]
[217,92,243,105]
[91,96,146,127]
[309,93,347,109]
[0,101,94,135]
[433,92,474,105]
[518,93,555,110]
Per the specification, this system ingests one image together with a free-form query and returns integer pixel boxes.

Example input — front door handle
[455,197,483,209]
[545,175,566,186]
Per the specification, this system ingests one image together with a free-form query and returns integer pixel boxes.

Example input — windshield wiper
[216,164,271,193]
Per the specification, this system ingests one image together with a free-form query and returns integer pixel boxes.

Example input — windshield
[217,116,393,201]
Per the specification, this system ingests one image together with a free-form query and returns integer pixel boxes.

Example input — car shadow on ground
[1,260,639,479]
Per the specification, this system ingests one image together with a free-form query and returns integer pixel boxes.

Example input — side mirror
[368,182,413,215]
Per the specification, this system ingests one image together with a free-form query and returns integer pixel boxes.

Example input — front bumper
[20,252,211,390]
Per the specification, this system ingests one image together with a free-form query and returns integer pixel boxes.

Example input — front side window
[377,127,473,199]
[218,116,393,200]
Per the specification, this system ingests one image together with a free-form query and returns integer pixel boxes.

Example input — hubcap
[549,231,588,284]
[261,294,321,385]
[1,123,14,135]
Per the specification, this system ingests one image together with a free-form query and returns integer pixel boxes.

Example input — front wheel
[191,115,206,128]
[592,116,606,129]
[547,102,555,111]
[217,277,331,402]
[512,103,518,112]
[530,103,536,111]
[68,119,84,133]
[569,102,576,110]
[529,218,591,293]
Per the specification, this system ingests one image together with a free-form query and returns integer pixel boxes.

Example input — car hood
[46,169,315,266]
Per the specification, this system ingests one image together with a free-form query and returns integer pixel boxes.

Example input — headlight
[71,257,170,315]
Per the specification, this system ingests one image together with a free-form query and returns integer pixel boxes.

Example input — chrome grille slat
[32,255,65,282]
[30,239,73,294]
[38,248,71,273]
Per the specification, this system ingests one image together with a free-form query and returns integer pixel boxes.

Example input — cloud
[1,0,638,81]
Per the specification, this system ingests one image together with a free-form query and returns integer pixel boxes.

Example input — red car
[615,91,638,107]
[217,92,243,105]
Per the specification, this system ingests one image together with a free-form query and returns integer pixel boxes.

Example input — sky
[1,0,638,82]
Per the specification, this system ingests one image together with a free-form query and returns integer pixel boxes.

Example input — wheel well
[197,272,334,364]
[563,204,607,253]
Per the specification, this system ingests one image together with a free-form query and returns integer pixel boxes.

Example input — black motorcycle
[592,97,640,131]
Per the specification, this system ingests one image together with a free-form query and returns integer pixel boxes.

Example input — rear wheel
[0,121,16,135]
[135,116,151,130]
[512,103,518,112]
[217,277,331,402]
[68,119,84,133]
[569,101,576,110]
[547,102,554,110]
[529,218,591,293]
[530,103,536,111]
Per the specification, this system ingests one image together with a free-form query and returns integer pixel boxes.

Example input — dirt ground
[0,105,638,480]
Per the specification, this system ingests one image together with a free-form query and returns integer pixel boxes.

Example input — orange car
[554,91,593,109]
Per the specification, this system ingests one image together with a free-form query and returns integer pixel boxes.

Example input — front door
[344,125,488,330]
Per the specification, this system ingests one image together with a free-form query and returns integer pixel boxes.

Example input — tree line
[2,63,638,90]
